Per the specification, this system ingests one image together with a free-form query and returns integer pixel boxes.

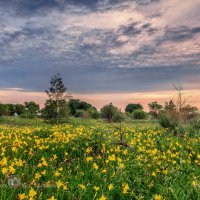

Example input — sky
[0,0,200,110]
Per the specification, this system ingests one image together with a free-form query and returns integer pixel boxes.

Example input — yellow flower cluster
[0,123,199,199]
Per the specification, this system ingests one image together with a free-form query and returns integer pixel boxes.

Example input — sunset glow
[0,0,200,109]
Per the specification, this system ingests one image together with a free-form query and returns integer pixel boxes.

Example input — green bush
[75,109,85,118]
[88,108,100,119]
[113,111,125,122]
[158,112,177,130]
[132,109,147,120]
[0,104,10,116]
[125,103,143,113]
[100,103,124,122]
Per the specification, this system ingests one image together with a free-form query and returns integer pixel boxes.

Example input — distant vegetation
[0,75,199,200]
[0,74,199,136]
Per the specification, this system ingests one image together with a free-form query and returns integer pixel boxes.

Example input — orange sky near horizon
[0,89,200,111]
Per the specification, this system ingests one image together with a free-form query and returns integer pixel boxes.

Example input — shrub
[88,108,100,119]
[180,105,198,122]
[125,104,143,113]
[191,117,200,130]
[100,103,124,122]
[75,109,85,118]
[113,111,125,122]
[158,112,177,130]
[132,109,147,120]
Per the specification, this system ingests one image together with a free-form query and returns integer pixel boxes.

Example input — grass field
[0,117,199,200]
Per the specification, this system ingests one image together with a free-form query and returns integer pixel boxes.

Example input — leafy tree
[148,101,163,119]
[180,105,198,122]
[42,100,69,121]
[68,99,80,116]
[44,73,71,123]
[100,103,124,122]
[24,101,40,118]
[79,101,93,110]
[15,104,26,116]
[41,101,57,120]
[74,109,85,118]
[88,108,100,119]
[7,104,16,116]
[0,104,10,116]
[125,103,143,113]
[68,99,93,117]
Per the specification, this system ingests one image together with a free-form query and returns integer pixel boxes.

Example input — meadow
[0,118,199,200]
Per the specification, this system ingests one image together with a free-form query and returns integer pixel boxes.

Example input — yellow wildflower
[79,184,86,190]
[18,193,26,200]
[2,167,7,174]
[152,172,156,177]
[99,194,106,200]
[35,172,41,179]
[41,170,46,175]
[86,157,93,162]
[192,181,197,186]
[56,180,63,189]
[9,166,16,174]
[108,184,114,191]
[119,163,125,169]
[47,196,57,200]
[93,186,100,191]
[154,194,163,200]
[122,183,130,194]
[101,169,107,173]
[54,171,61,177]
[93,162,98,170]
[28,188,37,198]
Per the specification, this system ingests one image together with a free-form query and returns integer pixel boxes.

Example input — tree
[158,85,199,135]
[24,101,40,118]
[88,107,100,119]
[44,73,71,122]
[100,103,124,122]
[174,84,187,113]
[164,99,176,112]
[41,101,57,120]
[148,101,163,119]
[125,103,143,113]
[180,105,198,122]
[68,99,93,116]
[7,104,16,116]
[0,104,10,116]
[15,104,26,116]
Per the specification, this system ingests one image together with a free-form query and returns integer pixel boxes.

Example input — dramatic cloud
[0,0,200,107]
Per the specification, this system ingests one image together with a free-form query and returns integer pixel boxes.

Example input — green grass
[0,117,199,200]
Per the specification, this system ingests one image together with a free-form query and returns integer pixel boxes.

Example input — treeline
[0,99,198,122]
[0,74,199,135]
[0,99,98,119]
[0,102,40,118]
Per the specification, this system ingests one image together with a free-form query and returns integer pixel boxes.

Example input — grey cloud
[0,0,162,16]
[118,22,158,37]
[0,0,200,93]
[163,26,200,42]
[118,23,141,36]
